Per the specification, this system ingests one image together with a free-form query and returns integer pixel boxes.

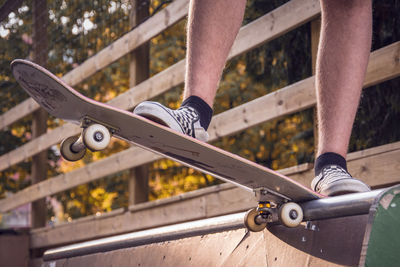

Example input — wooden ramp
[41,215,367,267]
[42,186,400,266]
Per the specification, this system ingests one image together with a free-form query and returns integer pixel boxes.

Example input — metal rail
[301,189,383,221]
[43,213,246,261]
[43,189,384,262]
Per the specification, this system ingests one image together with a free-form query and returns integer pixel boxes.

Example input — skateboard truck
[244,188,304,232]
[60,117,118,161]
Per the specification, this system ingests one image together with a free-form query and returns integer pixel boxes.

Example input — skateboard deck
[11,59,322,228]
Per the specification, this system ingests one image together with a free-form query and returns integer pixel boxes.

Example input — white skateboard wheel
[244,208,267,232]
[279,202,303,228]
[60,136,86,161]
[83,124,111,151]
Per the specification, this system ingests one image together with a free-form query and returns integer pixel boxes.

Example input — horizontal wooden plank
[31,194,208,248]
[1,42,399,212]
[347,141,400,161]
[108,60,186,109]
[62,0,189,87]
[208,77,316,139]
[0,124,80,171]
[0,0,190,131]
[229,0,320,57]
[209,41,400,139]
[0,98,39,129]
[0,147,160,213]
[364,41,400,87]
[0,0,323,171]
[29,142,400,248]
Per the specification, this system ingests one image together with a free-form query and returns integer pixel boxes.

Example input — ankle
[181,95,213,130]
[314,152,347,176]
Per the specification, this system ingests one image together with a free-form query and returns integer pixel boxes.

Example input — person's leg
[312,0,372,195]
[316,0,372,158]
[183,0,247,107]
[135,0,246,141]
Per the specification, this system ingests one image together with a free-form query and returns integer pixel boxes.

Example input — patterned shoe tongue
[311,165,353,193]
[181,96,213,130]
[173,107,200,137]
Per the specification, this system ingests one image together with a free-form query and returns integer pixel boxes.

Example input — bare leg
[183,0,247,107]
[316,0,372,158]
[134,0,245,141]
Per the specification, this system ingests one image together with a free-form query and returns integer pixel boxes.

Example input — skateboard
[11,59,323,231]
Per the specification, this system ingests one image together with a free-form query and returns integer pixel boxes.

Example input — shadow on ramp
[267,215,368,266]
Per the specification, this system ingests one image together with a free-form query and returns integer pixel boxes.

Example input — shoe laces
[171,106,200,137]
[313,165,352,192]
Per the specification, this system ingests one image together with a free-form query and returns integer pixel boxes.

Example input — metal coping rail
[43,189,384,262]
[43,212,246,261]
[301,189,383,221]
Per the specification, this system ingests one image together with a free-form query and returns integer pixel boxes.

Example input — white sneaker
[311,165,371,196]
[134,101,209,142]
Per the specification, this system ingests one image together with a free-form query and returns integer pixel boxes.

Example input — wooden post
[128,0,150,205]
[311,18,321,159]
[129,0,150,87]
[31,0,48,229]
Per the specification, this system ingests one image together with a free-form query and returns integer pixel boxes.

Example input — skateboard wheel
[83,124,111,151]
[244,208,267,232]
[279,202,303,228]
[60,136,86,161]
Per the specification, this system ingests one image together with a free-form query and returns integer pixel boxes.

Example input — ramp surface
[43,213,370,266]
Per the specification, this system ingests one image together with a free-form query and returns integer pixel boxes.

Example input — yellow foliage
[292,143,299,153]
[237,61,246,74]
[101,192,117,211]
[90,187,105,198]
[11,125,27,138]
[89,187,117,212]
[58,157,86,173]
[149,159,216,201]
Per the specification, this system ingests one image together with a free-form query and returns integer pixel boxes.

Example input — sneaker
[134,101,209,142]
[311,165,371,196]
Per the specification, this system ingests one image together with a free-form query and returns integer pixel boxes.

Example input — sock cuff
[314,152,347,176]
[181,95,213,130]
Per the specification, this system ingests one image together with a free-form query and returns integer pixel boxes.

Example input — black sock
[314,152,347,176]
[181,96,213,130]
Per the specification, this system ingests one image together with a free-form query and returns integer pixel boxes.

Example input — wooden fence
[0,0,399,256]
